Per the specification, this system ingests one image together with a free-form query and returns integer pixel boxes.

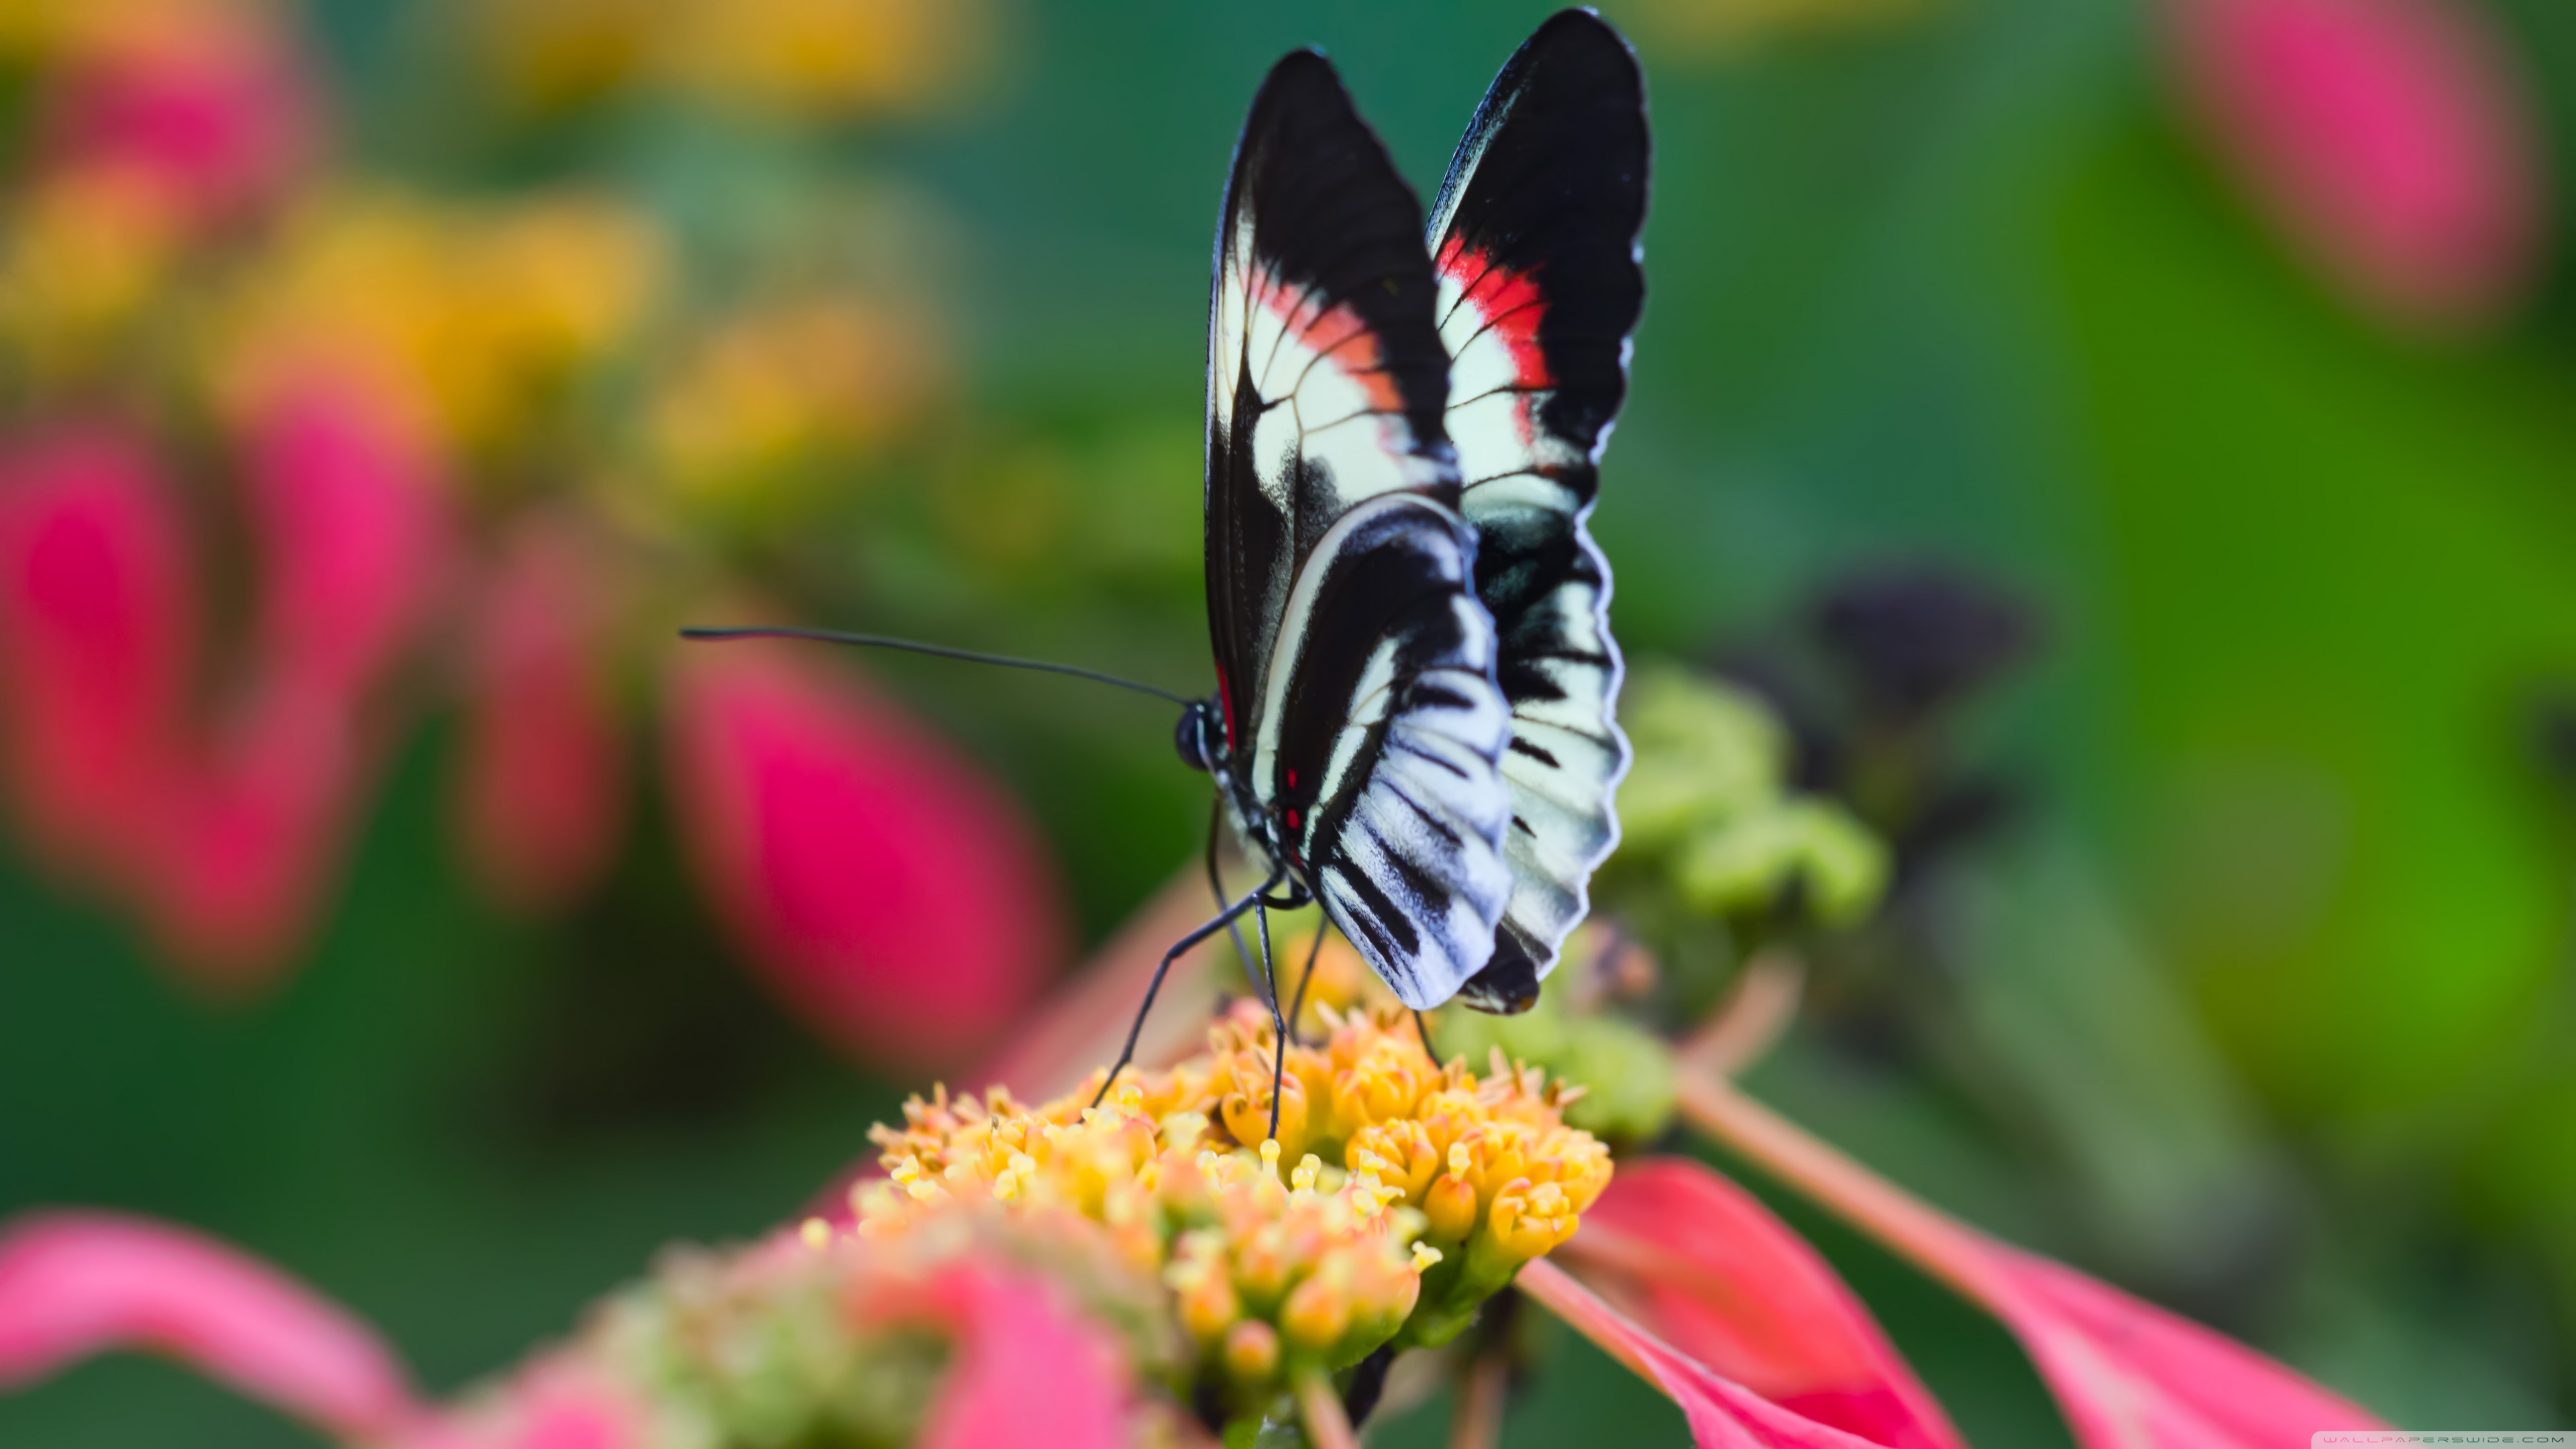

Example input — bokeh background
[4,0,2574,1440]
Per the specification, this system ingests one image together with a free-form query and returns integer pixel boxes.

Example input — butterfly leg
[1205,794,1257,985]
[1413,1010,1438,1063]
[1251,893,1290,1144]
[1284,922,1328,1046]
[1092,867,1285,1108]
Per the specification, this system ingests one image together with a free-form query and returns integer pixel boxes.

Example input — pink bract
[1519,1259,1896,1448]
[894,1263,1140,1449]
[141,379,451,981]
[0,1211,419,1441]
[668,646,1067,1071]
[455,517,629,913]
[2168,0,2541,330]
[1680,1075,2385,1448]
[236,378,451,700]
[44,3,315,224]
[0,427,193,878]
[1562,1157,1965,1449]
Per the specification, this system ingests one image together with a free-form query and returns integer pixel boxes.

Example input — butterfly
[1167,8,1649,1040]
[684,11,1648,1110]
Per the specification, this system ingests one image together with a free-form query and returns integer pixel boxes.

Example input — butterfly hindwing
[1256,496,1513,1009]
[1427,9,1648,1009]
[1204,49,1514,1002]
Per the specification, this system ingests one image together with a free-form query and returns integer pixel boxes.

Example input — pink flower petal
[237,377,451,697]
[454,519,627,913]
[44,4,315,223]
[2168,0,2541,330]
[1519,1258,1898,1448]
[125,376,453,983]
[890,1263,1134,1449]
[1561,1157,1966,1449]
[0,427,192,875]
[144,676,358,981]
[669,647,1066,1070]
[0,1211,417,1440]
[396,1369,645,1449]
[1680,1075,2385,1448]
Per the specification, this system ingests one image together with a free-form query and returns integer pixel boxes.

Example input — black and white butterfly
[1171,8,1648,1030]
[686,11,1647,1106]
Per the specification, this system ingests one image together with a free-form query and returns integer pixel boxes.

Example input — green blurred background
[5,0,2575,1440]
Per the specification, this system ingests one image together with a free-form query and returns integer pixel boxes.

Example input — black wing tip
[1520,8,1644,97]
[1248,46,1357,128]
[1534,7,1630,49]
[1260,45,1338,87]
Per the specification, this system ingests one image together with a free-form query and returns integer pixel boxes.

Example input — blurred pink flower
[44,3,316,225]
[1560,1157,1965,1449]
[139,379,451,981]
[2167,0,2542,331]
[235,377,451,698]
[1680,1074,2383,1448]
[0,380,451,985]
[453,517,629,913]
[0,427,193,877]
[400,1368,647,1449]
[668,647,1067,1071]
[0,1210,1148,1449]
[881,1263,1137,1449]
[0,1211,419,1441]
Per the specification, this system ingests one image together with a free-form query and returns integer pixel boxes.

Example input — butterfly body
[1186,9,1648,1017]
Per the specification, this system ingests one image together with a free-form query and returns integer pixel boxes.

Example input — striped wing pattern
[1426,11,1648,1010]
[1205,50,1514,1002]
[1255,497,1513,1009]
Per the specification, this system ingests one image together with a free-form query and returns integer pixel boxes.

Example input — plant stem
[1297,1367,1360,1449]
[1677,948,1803,1078]
[1448,1344,1509,1449]
[1672,1069,2010,1309]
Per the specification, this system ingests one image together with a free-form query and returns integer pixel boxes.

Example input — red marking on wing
[1437,236,1552,391]
[1244,267,1403,413]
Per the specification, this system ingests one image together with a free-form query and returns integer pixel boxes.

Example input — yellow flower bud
[1223,1320,1281,1385]
[1281,1259,1354,1351]
[1424,1172,1481,1242]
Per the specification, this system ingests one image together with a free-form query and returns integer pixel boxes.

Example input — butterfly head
[1175,698,1222,773]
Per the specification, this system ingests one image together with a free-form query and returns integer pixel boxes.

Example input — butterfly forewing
[1426,9,1648,1010]
[1204,49,1515,1005]
[1205,50,1457,753]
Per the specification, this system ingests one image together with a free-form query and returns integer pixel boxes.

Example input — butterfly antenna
[680,625,1194,706]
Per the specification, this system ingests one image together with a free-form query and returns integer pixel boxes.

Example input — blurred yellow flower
[642,294,943,525]
[473,0,989,119]
[1628,0,1925,56]
[204,191,664,454]
[0,170,190,380]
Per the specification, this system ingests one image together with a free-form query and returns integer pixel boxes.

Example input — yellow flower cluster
[643,296,944,526]
[471,0,989,121]
[203,191,663,453]
[835,1002,1611,1422]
